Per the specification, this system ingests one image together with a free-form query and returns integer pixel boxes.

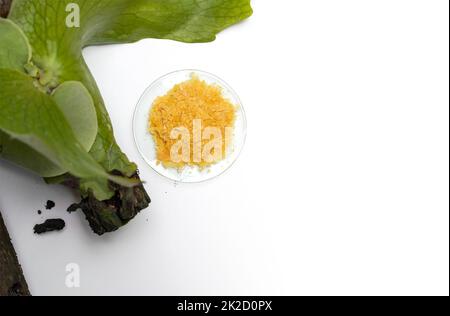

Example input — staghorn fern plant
[0,0,253,235]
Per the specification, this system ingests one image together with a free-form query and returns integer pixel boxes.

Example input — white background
[0,0,448,296]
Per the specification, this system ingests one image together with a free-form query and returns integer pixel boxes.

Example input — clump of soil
[33,219,65,235]
[45,200,55,210]
[67,204,80,214]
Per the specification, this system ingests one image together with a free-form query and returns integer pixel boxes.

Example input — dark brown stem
[1,0,30,296]
[0,211,30,296]
[0,0,12,18]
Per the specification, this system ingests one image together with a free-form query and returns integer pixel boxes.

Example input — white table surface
[0,0,448,296]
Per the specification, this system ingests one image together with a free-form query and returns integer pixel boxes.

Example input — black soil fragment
[37,210,42,215]
[45,200,55,210]
[67,203,80,214]
[33,219,65,235]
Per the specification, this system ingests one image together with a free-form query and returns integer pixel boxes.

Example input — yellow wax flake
[148,74,236,170]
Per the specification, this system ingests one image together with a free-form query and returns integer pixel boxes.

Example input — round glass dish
[133,70,247,183]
